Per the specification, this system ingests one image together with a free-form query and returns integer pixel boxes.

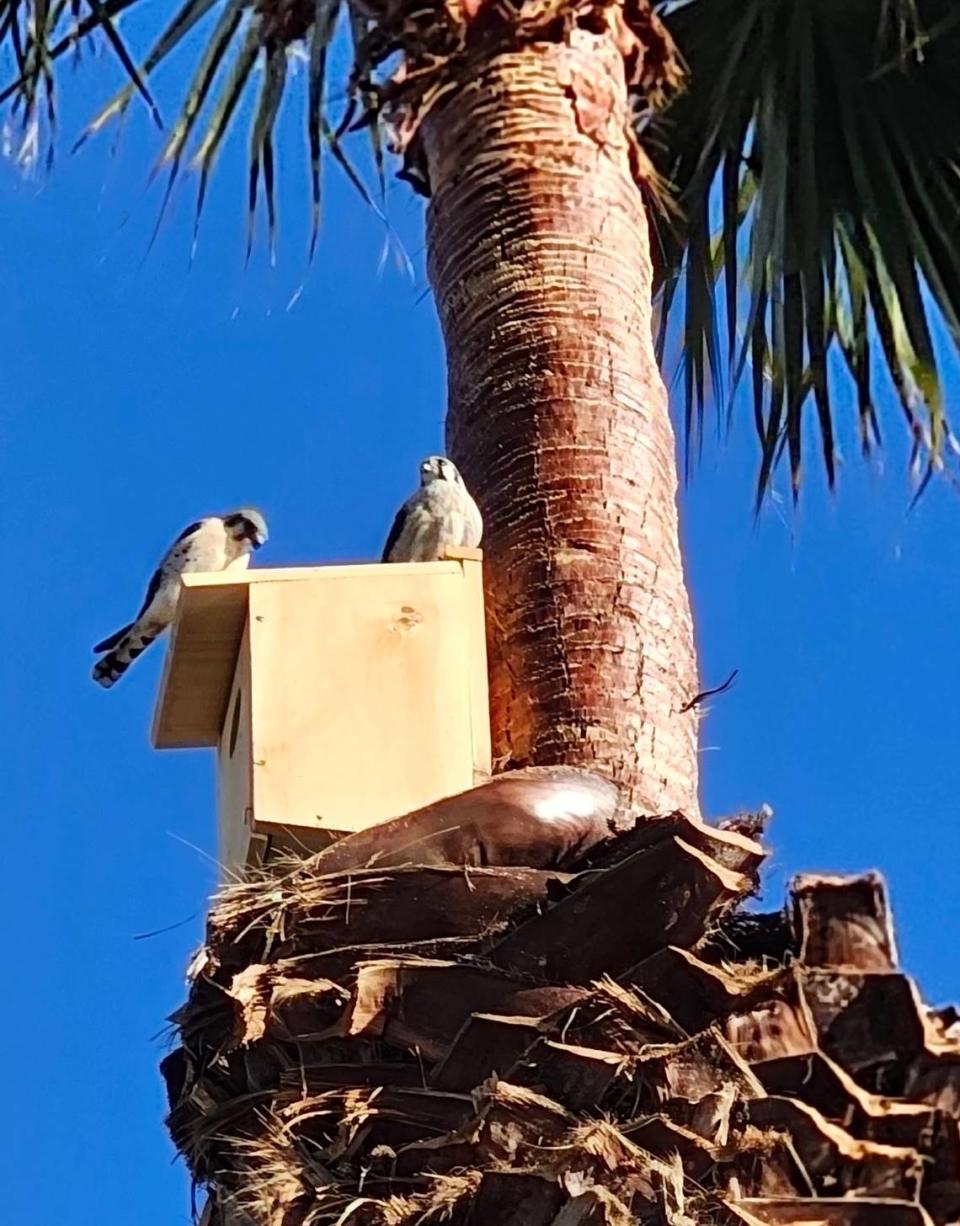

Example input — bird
[92,509,268,688]
[382,456,482,563]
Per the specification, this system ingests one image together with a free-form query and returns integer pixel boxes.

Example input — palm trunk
[419,30,700,817]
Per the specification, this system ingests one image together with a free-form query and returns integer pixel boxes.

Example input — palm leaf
[306,0,343,256]
[73,0,221,150]
[0,0,142,120]
[653,0,960,498]
[345,5,384,198]
[7,0,960,505]
[190,17,262,236]
[246,37,287,260]
[84,0,161,127]
[0,0,373,253]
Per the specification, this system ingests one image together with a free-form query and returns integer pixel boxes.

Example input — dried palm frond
[163,816,960,1226]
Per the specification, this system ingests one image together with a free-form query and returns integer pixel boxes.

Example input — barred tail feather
[93,622,134,654]
[91,630,158,688]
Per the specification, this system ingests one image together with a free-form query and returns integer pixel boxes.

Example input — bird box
[152,549,491,871]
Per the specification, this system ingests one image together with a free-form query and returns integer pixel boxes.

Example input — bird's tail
[93,622,133,654]
[92,627,159,689]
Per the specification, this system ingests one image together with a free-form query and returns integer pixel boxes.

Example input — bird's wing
[382,505,408,562]
[132,564,166,621]
[134,520,205,619]
[173,519,204,545]
[93,519,207,654]
[463,491,483,547]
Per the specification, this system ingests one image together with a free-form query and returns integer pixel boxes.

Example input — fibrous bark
[410,11,698,815]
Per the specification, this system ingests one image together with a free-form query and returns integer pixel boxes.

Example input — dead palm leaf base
[163,808,960,1226]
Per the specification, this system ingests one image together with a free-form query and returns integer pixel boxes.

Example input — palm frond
[246,37,286,260]
[1,0,377,252]
[652,0,960,501]
[85,0,162,127]
[0,0,141,120]
[190,16,262,246]
[306,0,342,254]
[72,0,222,151]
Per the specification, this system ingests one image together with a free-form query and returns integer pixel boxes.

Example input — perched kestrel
[382,456,482,563]
[92,509,268,688]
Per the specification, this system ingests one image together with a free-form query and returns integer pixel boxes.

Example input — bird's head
[224,508,269,550]
[420,456,462,486]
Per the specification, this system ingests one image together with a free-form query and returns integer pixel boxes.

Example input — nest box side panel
[459,554,492,782]
[247,568,477,834]
[217,617,257,871]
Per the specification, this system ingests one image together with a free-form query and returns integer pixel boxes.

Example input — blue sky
[2,47,958,1226]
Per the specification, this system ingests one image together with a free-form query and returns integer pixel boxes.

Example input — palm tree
[5,0,959,816]
[8,4,960,1223]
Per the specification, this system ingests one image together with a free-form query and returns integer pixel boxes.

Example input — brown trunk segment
[421,30,699,816]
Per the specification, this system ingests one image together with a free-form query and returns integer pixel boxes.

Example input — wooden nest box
[152,548,490,870]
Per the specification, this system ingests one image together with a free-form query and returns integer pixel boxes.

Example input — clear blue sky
[2,48,958,1225]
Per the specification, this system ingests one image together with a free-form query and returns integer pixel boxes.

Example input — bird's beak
[251,528,267,549]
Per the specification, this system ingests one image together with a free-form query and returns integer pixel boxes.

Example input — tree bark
[420,29,700,817]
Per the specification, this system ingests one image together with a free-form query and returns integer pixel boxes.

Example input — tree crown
[3,0,959,499]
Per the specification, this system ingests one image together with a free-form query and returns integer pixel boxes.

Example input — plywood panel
[152,581,250,748]
[461,553,492,781]
[248,567,478,833]
[153,561,472,748]
[217,619,254,872]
